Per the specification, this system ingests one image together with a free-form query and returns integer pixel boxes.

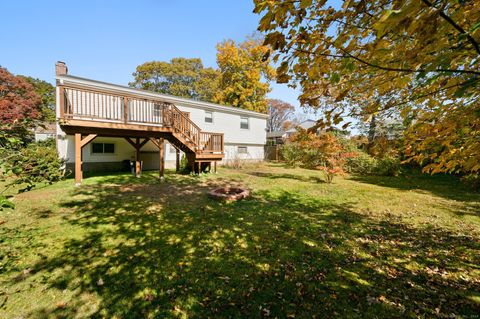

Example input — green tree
[254,0,480,176]
[214,36,275,113]
[129,58,220,102]
[20,76,56,123]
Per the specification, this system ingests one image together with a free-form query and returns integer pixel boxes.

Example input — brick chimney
[55,61,68,76]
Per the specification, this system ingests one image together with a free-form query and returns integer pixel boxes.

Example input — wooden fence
[264,145,282,161]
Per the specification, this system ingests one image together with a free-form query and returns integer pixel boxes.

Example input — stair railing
[163,103,201,150]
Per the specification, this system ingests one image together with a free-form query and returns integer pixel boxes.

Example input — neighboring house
[285,119,318,138]
[34,123,56,142]
[266,131,287,145]
[54,62,268,183]
[266,120,319,145]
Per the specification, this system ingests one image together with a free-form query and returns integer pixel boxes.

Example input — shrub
[332,131,360,153]
[375,155,401,176]
[461,174,480,190]
[345,152,401,176]
[345,152,378,175]
[1,138,65,192]
[281,129,402,179]
[280,143,304,167]
[179,154,189,173]
[283,130,354,183]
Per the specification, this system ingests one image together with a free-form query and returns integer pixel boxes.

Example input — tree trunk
[367,115,376,154]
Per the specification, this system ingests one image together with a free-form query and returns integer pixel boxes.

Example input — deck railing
[200,132,224,153]
[60,86,223,154]
[63,87,124,122]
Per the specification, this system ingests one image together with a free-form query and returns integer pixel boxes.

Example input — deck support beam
[74,133,97,185]
[175,148,180,172]
[158,138,164,180]
[75,133,82,185]
[125,137,150,177]
[149,138,165,180]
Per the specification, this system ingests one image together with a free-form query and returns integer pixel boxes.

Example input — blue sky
[1,0,316,118]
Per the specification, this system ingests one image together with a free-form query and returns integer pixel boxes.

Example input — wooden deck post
[135,138,140,162]
[125,137,149,177]
[159,138,164,180]
[147,137,164,180]
[175,148,180,172]
[135,137,141,177]
[75,133,82,185]
[197,161,201,175]
[59,86,65,118]
[74,133,97,185]
[214,161,217,174]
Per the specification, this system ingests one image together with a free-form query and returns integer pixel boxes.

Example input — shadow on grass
[18,173,480,318]
[245,171,325,184]
[350,172,478,200]
[350,173,480,217]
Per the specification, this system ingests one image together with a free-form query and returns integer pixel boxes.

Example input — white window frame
[91,142,115,155]
[240,116,249,130]
[205,111,213,124]
[237,146,248,154]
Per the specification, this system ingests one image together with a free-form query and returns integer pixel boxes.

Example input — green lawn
[1,163,479,318]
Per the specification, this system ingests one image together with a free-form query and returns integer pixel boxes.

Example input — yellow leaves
[215,37,273,113]
[373,9,402,37]
[299,0,312,9]
[399,106,411,119]
[332,113,342,125]
[264,31,287,50]
[334,89,349,102]
[374,39,390,51]
[342,0,352,10]
[254,0,480,175]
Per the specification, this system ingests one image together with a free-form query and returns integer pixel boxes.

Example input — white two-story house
[54,62,267,183]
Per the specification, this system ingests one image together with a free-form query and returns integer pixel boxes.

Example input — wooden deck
[57,84,224,184]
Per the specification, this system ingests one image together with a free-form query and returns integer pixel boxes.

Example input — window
[169,144,177,153]
[205,111,213,123]
[240,116,249,129]
[92,143,115,154]
[153,103,162,116]
[237,146,248,154]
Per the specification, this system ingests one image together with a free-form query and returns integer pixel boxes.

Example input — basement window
[92,143,115,154]
[237,146,248,154]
